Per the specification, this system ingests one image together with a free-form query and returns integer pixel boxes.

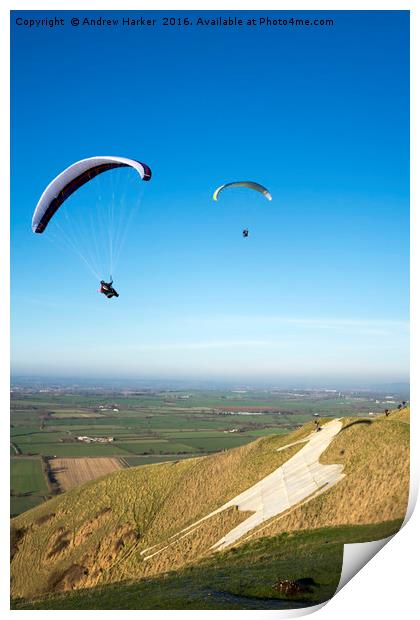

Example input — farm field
[10,386,400,516]
[49,457,125,492]
[10,457,50,517]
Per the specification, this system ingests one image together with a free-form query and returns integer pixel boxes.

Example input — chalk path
[212,418,344,549]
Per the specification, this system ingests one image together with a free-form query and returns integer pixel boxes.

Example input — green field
[116,441,197,455]
[11,458,48,494]
[121,455,199,466]
[10,458,49,517]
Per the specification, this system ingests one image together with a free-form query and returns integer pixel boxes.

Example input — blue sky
[11,10,409,385]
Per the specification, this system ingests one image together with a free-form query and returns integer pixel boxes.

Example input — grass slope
[13,520,402,609]
[11,426,311,600]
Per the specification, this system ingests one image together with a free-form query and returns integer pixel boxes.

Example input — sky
[10,10,409,386]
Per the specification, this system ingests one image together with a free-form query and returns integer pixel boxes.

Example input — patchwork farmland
[10,386,399,516]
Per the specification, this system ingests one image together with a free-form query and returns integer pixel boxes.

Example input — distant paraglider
[212,181,272,203]
[213,180,272,237]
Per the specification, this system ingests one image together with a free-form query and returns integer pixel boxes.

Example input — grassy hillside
[11,425,312,600]
[11,410,409,607]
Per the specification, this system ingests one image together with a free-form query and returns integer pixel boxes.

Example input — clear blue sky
[11,10,409,385]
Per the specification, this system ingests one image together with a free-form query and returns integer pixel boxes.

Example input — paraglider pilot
[99,280,119,299]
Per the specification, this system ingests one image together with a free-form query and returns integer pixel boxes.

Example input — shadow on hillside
[339,419,373,433]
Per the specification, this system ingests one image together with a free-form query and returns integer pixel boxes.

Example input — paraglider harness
[99,280,119,299]
[242,228,249,238]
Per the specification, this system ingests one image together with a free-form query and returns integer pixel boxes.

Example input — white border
[2,3,417,619]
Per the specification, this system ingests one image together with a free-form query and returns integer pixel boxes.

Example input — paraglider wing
[212,181,272,202]
[32,156,152,233]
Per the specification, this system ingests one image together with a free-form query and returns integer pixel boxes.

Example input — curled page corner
[403,482,418,526]
[335,535,394,594]
[267,530,403,616]
[335,471,416,598]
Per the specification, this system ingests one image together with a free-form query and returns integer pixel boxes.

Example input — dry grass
[138,507,252,579]
[50,458,125,492]
[388,407,410,423]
